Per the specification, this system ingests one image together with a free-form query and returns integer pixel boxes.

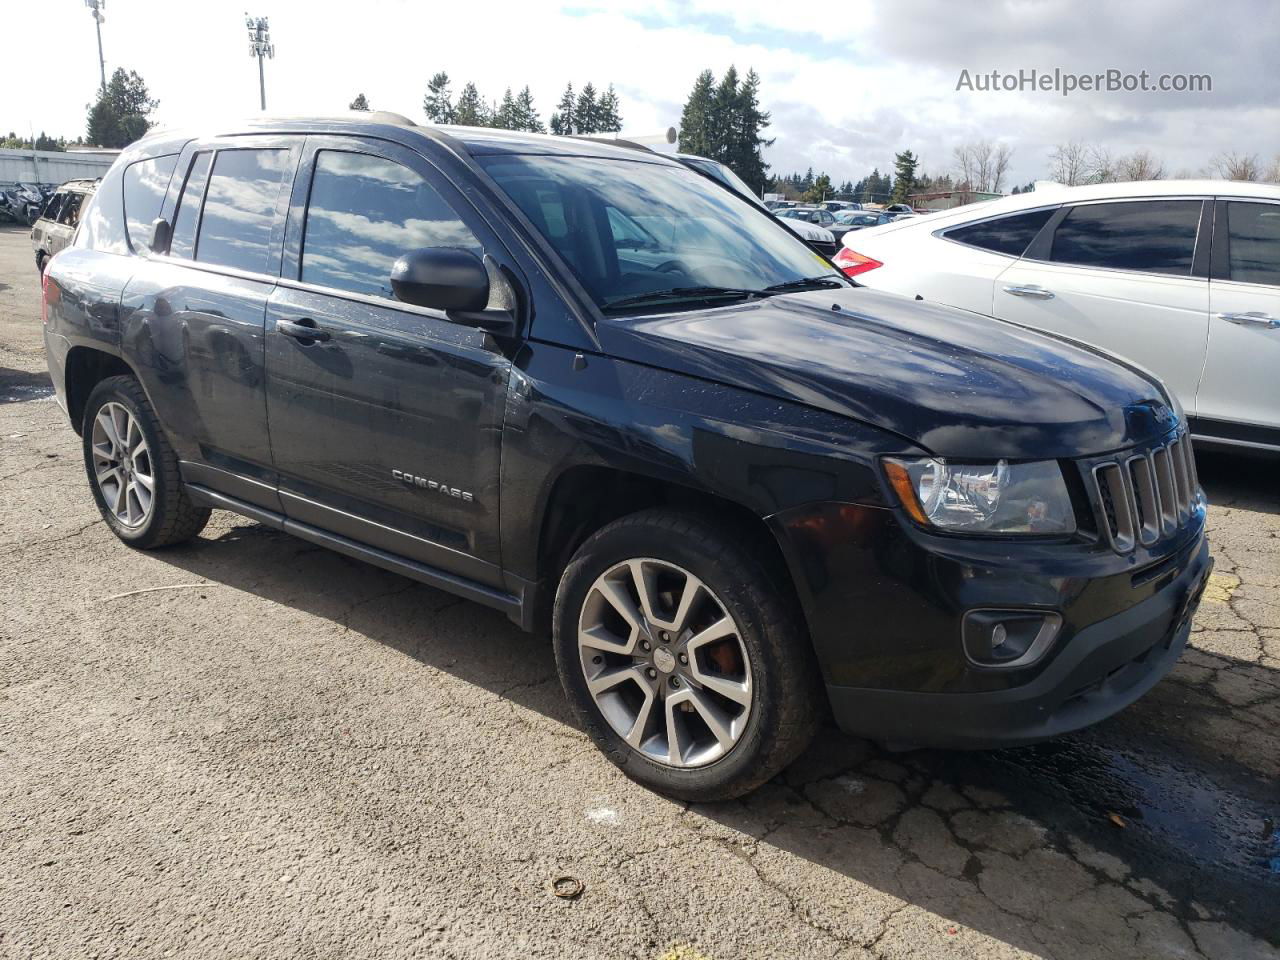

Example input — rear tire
[81,376,211,548]
[553,508,821,801]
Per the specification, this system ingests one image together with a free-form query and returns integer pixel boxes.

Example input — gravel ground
[1,223,1277,960]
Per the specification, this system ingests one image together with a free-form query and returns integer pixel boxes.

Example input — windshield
[479,154,843,313]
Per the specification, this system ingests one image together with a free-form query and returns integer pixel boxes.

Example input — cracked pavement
[0,225,1277,959]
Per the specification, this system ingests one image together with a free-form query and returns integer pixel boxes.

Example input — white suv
[834,181,1280,454]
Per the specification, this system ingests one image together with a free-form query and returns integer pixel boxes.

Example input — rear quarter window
[944,208,1055,257]
[123,154,179,253]
[76,164,129,255]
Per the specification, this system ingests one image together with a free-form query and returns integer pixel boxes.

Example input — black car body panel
[42,118,1209,749]
[596,288,1173,459]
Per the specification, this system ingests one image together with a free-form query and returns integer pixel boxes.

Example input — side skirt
[184,483,534,630]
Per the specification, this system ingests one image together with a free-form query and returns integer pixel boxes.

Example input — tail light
[41,270,59,326]
[833,247,883,277]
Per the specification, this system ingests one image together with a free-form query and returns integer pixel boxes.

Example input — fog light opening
[962,610,1063,669]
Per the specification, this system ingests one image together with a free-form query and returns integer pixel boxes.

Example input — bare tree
[1211,151,1261,181]
[953,139,1015,193]
[1116,149,1166,182]
[1267,156,1280,184]
[1048,141,1090,186]
[1086,144,1115,183]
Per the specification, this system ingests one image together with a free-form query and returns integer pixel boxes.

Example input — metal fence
[0,148,119,186]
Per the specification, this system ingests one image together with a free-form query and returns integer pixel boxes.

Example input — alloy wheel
[91,401,155,528]
[577,558,753,768]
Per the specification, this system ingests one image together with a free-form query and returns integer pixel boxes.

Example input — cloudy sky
[3,0,1277,188]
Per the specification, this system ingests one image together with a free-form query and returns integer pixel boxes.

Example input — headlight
[883,458,1075,535]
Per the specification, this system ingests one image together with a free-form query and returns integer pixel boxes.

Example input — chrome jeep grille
[1089,431,1199,553]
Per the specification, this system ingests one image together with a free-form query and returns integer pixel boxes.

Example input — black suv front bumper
[825,538,1210,747]
[768,496,1210,749]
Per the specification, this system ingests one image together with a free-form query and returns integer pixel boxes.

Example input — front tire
[82,376,211,548]
[553,508,821,801]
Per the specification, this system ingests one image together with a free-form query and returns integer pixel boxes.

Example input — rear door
[993,198,1210,413]
[1197,198,1280,443]
[263,136,514,585]
[120,136,302,509]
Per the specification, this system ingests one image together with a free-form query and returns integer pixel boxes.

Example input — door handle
[1217,311,1279,329]
[277,317,331,342]
[1003,284,1055,300]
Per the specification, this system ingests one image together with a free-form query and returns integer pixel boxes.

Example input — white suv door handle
[1003,284,1055,300]
[1217,311,1279,329]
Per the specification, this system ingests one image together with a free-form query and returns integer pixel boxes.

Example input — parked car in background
[675,155,837,257]
[820,200,861,212]
[882,203,917,217]
[779,205,875,245]
[835,180,1280,454]
[43,116,1208,800]
[31,179,97,273]
[835,211,893,232]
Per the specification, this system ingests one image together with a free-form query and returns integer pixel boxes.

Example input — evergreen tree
[729,69,771,192]
[516,86,545,133]
[597,85,622,133]
[86,68,158,149]
[550,84,576,135]
[677,70,715,157]
[892,149,919,202]
[575,83,599,133]
[349,93,370,111]
[423,72,455,123]
[495,88,519,129]
[707,66,740,163]
[454,82,488,126]
[804,173,834,204]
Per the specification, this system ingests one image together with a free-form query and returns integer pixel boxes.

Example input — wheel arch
[529,464,798,636]
[63,345,139,436]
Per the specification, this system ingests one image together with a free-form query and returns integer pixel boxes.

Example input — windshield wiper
[762,276,846,293]
[603,285,765,310]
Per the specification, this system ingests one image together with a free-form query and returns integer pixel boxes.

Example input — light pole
[245,15,274,111]
[85,0,107,94]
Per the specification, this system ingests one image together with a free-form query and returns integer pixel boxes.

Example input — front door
[264,137,514,586]
[1197,198,1280,444]
[993,198,1210,416]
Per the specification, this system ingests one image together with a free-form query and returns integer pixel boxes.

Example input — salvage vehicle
[42,116,1211,800]
[836,180,1280,454]
[31,178,97,273]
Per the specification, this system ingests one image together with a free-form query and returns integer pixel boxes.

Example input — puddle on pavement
[0,374,54,404]
[918,732,1280,940]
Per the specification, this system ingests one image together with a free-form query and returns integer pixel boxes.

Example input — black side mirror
[390,248,489,312]
[149,217,171,254]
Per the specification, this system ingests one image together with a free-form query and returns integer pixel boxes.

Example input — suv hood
[597,287,1175,459]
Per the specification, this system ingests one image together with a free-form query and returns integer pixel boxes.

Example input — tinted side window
[300,151,481,300]
[1225,201,1280,286]
[946,209,1054,256]
[169,152,212,260]
[1049,200,1201,275]
[195,149,290,273]
[123,154,178,252]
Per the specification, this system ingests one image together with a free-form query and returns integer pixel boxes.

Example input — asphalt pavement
[1,224,1277,959]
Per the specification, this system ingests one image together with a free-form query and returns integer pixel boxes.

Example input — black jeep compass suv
[42,115,1211,800]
